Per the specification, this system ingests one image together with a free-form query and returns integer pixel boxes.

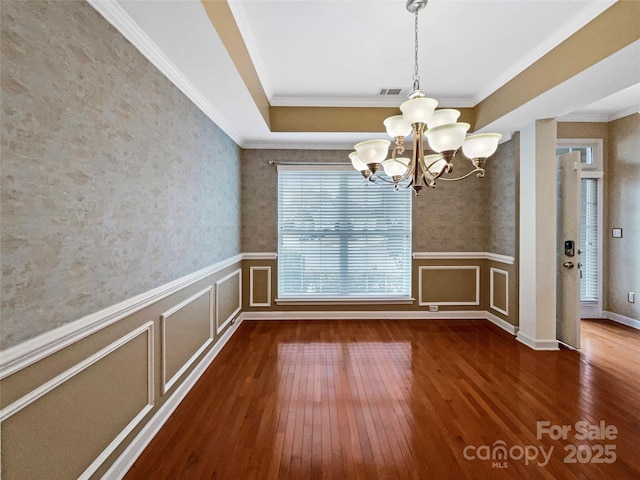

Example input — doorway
[556,139,604,319]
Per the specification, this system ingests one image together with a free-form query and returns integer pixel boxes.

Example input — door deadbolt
[563,262,574,269]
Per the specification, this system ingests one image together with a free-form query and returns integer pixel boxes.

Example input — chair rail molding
[0,254,244,380]
[412,252,515,264]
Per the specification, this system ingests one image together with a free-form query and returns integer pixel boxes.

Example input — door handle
[563,262,574,269]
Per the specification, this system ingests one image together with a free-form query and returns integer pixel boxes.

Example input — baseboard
[239,310,488,321]
[516,331,559,350]
[485,311,518,335]
[603,310,640,330]
[239,310,519,335]
[102,316,244,480]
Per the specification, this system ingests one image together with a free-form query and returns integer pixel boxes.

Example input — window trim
[557,138,604,170]
[580,172,604,318]
[274,296,415,305]
[276,165,413,301]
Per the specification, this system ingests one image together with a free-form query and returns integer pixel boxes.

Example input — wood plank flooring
[124,319,640,479]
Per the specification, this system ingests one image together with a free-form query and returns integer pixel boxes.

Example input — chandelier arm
[392,127,421,184]
[437,168,486,182]
[416,133,428,188]
[418,148,438,188]
[391,144,405,160]
[371,175,399,185]
[423,156,448,182]
[368,175,412,187]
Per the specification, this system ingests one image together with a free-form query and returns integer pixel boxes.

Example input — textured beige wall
[241,149,490,253]
[412,155,490,251]
[0,0,241,349]
[606,114,639,319]
[419,267,479,305]
[557,122,609,142]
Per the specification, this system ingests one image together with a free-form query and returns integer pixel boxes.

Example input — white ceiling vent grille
[378,88,406,96]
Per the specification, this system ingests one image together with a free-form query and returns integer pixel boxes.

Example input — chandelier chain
[413,11,420,90]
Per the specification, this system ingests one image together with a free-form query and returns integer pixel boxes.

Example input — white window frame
[557,138,604,318]
[275,164,413,305]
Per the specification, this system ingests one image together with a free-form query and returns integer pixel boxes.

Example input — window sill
[275,296,415,306]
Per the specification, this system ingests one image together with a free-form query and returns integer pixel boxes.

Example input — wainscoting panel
[216,269,242,334]
[250,266,272,307]
[161,287,213,394]
[0,323,154,480]
[0,256,246,479]
[418,266,480,306]
[490,267,509,316]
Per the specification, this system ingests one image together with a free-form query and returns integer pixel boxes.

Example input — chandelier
[349,0,502,195]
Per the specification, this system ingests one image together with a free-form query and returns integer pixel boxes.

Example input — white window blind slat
[580,178,598,302]
[278,169,412,297]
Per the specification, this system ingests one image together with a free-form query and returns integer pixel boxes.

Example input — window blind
[580,178,598,302]
[277,168,412,297]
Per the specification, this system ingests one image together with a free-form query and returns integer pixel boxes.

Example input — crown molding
[87,0,245,146]
[473,0,617,104]
[558,107,640,123]
[269,95,475,108]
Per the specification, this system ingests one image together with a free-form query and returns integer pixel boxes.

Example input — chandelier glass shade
[349,0,502,194]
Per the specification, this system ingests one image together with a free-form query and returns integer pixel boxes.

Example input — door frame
[556,138,604,319]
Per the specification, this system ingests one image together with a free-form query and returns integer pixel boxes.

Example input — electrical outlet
[429,305,439,312]
[629,292,636,304]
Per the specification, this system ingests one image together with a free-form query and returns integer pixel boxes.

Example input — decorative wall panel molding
[103,317,245,480]
[0,322,154,480]
[490,267,509,316]
[418,266,480,306]
[249,266,272,307]
[216,269,242,334]
[161,287,214,394]
[0,254,242,380]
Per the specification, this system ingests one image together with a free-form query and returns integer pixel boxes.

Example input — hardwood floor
[124,319,640,479]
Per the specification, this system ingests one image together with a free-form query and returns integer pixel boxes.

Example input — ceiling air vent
[378,88,405,96]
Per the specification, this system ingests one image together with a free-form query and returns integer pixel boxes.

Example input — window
[277,167,412,298]
[556,146,594,165]
[580,178,598,302]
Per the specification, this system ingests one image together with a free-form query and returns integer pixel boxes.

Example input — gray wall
[1,0,241,349]
[241,148,491,253]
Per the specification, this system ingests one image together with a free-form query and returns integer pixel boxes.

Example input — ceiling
[89,0,640,149]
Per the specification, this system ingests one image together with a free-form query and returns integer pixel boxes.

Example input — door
[557,152,581,349]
